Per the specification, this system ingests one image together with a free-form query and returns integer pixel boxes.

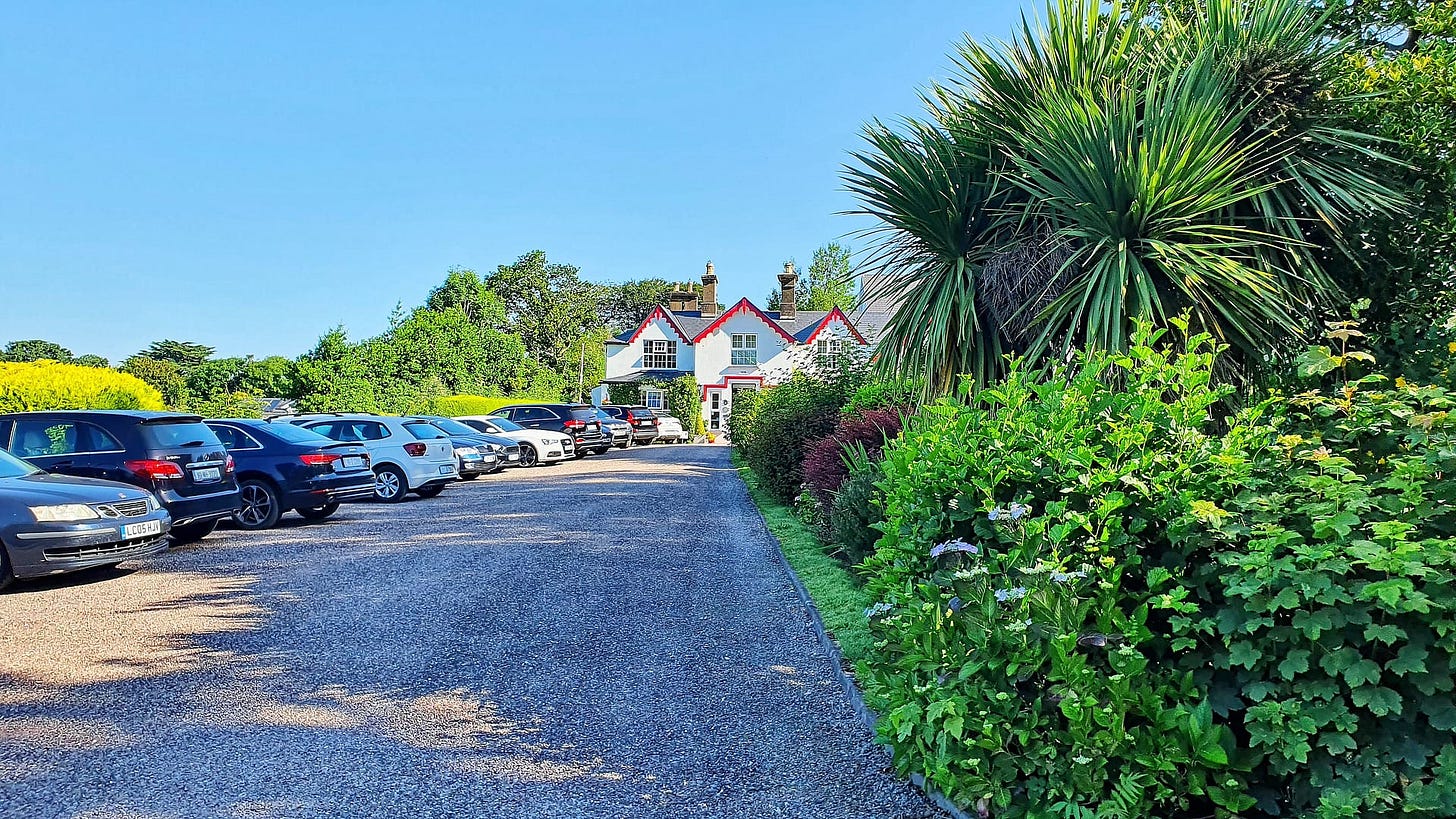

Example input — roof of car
[0,409,203,422]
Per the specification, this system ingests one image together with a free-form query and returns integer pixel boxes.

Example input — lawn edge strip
[730,450,972,819]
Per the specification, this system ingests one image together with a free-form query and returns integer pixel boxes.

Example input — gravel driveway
[0,445,939,819]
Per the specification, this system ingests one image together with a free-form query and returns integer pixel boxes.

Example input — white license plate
[339,456,364,470]
[439,465,453,475]
[122,519,162,539]
[637,421,652,426]
[193,467,221,482]
[507,454,519,461]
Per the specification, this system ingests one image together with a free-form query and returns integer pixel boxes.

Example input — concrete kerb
[739,480,976,819]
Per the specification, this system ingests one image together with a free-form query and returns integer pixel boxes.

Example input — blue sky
[0,1,1023,362]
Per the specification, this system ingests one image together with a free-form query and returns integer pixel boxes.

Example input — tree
[120,356,189,408]
[139,340,215,371]
[239,356,300,398]
[72,354,110,368]
[2,339,73,363]
[601,278,674,332]
[426,267,510,331]
[184,357,248,406]
[801,242,857,311]
[485,251,603,377]
[845,0,1405,392]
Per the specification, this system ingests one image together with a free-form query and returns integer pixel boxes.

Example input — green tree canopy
[139,339,215,371]
[2,339,74,363]
[120,356,189,408]
[485,250,603,376]
[600,278,674,332]
[72,354,110,368]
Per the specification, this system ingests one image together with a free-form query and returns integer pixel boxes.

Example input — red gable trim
[802,306,869,345]
[690,298,797,344]
[699,375,767,400]
[627,306,692,345]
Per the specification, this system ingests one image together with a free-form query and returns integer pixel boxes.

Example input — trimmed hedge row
[0,361,166,413]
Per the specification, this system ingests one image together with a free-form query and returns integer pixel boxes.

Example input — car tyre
[459,473,481,481]
[373,464,409,503]
[171,520,218,544]
[296,502,340,521]
[414,483,446,498]
[518,445,539,468]
[234,479,282,531]
[593,447,611,456]
[0,547,14,592]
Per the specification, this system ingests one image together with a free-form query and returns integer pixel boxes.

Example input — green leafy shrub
[1164,320,1456,816]
[733,372,851,503]
[607,375,703,433]
[829,450,885,569]
[0,361,166,412]
[861,321,1249,817]
[434,394,551,416]
[846,378,922,413]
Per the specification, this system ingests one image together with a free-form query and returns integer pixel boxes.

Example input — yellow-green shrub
[433,394,557,416]
[0,361,166,412]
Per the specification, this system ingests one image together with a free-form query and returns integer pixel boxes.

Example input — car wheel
[594,447,611,456]
[414,483,445,498]
[459,473,481,481]
[518,445,539,467]
[616,440,630,449]
[373,465,408,503]
[171,520,218,544]
[0,547,14,592]
[296,502,340,521]
[234,479,282,531]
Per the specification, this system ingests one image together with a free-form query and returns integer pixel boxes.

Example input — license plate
[637,421,651,426]
[122,519,162,539]
[507,453,519,461]
[193,467,221,482]
[339,456,364,470]
[439,465,453,475]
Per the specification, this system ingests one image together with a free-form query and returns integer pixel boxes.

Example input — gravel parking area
[0,445,939,819]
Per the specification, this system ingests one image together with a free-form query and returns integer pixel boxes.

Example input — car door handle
[50,460,74,468]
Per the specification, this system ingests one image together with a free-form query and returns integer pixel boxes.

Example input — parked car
[592,409,632,449]
[492,403,610,456]
[599,405,661,445]
[414,416,523,476]
[0,410,240,543]
[655,415,690,443]
[283,414,457,502]
[204,419,375,530]
[0,447,171,591]
[453,415,574,467]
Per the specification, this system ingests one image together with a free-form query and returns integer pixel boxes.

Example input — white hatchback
[286,414,458,502]
[453,415,574,467]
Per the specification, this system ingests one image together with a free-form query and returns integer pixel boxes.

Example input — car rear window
[427,418,480,437]
[140,421,224,449]
[569,408,600,421]
[264,423,335,445]
[403,421,448,440]
[629,408,657,418]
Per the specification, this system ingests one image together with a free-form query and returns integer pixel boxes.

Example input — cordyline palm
[845,0,1404,392]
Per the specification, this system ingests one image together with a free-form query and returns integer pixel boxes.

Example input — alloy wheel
[520,445,538,467]
[238,484,275,527]
[375,470,402,500]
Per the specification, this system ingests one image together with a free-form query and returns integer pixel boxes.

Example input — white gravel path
[0,445,939,819]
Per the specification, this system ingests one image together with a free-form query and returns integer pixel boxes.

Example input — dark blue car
[205,419,375,530]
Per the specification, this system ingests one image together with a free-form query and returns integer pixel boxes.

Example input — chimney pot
[700,262,719,318]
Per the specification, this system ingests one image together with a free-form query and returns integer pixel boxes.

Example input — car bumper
[159,487,242,527]
[458,456,495,476]
[282,473,376,508]
[2,511,173,579]
[406,460,458,489]
[631,429,660,443]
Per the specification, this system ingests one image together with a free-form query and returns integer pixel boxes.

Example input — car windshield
[0,448,41,478]
[428,417,480,437]
[141,421,221,449]
[482,416,524,433]
[262,423,335,445]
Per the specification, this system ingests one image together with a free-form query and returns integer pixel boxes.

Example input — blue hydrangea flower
[987,508,1001,521]
[864,602,893,618]
[947,596,963,613]
[1009,503,1028,520]
[930,539,980,558]
[994,587,1028,603]
[1049,571,1088,584]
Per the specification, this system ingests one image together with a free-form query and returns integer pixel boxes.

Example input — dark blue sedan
[205,419,375,530]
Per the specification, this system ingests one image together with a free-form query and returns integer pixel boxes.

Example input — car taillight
[300,453,341,467]
[225,454,236,473]
[124,459,184,480]
[403,443,427,456]
[563,419,585,429]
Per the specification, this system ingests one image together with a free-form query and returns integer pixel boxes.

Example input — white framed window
[816,336,845,355]
[731,333,758,366]
[643,388,667,410]
[643,339,677,369]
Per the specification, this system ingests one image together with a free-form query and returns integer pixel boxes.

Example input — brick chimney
[666,284,698,312]
[777,261,798,320]
[700,262,719,318]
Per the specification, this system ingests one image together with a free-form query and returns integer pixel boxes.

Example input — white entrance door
[708,390,724,431]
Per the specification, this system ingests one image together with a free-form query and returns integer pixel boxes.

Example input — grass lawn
[732,451,875,665]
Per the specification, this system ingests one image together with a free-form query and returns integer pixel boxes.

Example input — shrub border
[732,450,972,819]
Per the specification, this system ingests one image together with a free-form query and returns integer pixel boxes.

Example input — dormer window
[731,334,758,366]
[644,339,677,369]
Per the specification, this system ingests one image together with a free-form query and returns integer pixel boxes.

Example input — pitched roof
[617,298,881,348]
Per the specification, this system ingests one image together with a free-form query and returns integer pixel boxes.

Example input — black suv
[0,411,242,543]
[493,403,610,456]
[600,405,661,445]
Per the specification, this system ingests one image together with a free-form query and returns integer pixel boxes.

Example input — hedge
[0,361,166,413]
[433,394,555,416]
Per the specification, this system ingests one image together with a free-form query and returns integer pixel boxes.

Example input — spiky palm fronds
[842,120,1006,392]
